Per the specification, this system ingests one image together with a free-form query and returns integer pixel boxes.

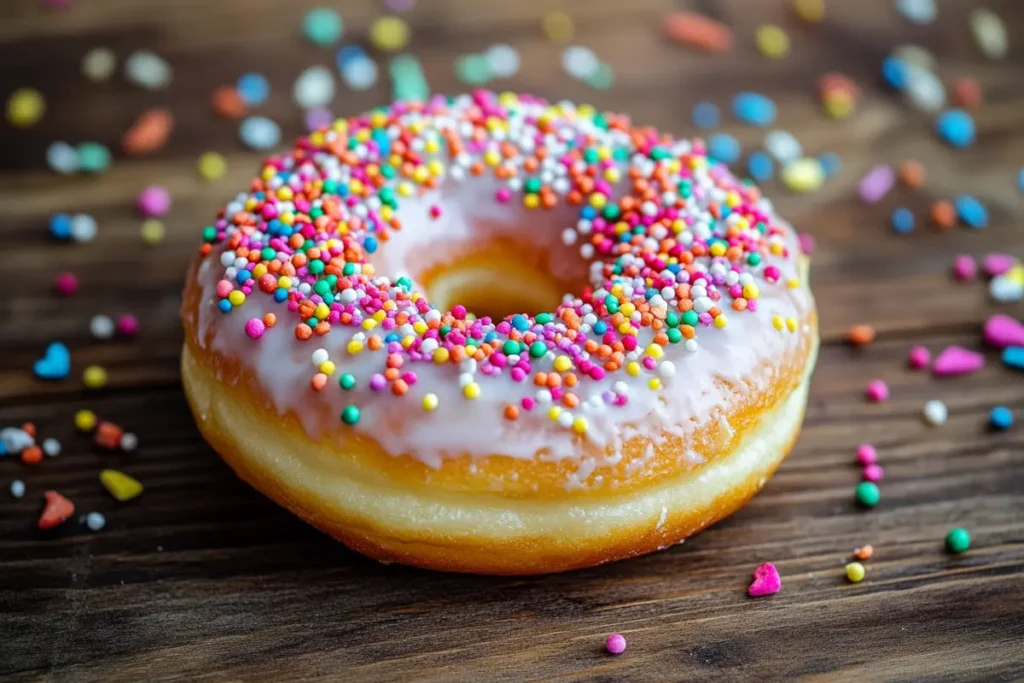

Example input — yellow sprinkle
[755,24,790,59]
[140,219,165,245]
[542,12,574,42]
[626,361,641,377]
[197,151,227,181]
[253,264,267,278]
[6,88,45,128]
[553,356,571,373]
[845,561,866,583]
[277,276,292,289]
[226,290,244,306]
[645,344,663,359]
[433,348,450,364]
[75,410,97,432]
[548,406,562,421]
[100,469,143,502]
[786,278,801,288]
[572,417,588,433]
[742,283,760,299]
[370,16,410,51]
[589,193,607,209]
[422,393,438,411]
[781,158,826,193]
[823,91,856,119]
[773,314,785,331]
[786,317,798,332]
[709,242,727,257]
[523,194,540,209]
[793,0,825,22]
[318,360,336,376]
[463,382,481,399]
[714,314,729,328]
[347,340,364,354]
[620,302,636,316]
[361,319,377,330]
[83,365,108,389]
[314,302,330,319]
[648,377,662,391]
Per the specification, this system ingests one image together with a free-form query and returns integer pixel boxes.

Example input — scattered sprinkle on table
[90,314,114,339]
[732,92,777,127]
[691,101,719,129]
[140,219,166,245]
[747,151,774,182]
[982,254,1016,277]
[75,410,97,431]
[955,195,988,229]
[124,51,172,90]
[76,142,111,174]
[54,272,78,296]
[854,545,873,561]
[908,345,931,369]
[707,133,741,164]
[663,11,733,54]
[41,438,60,457]
[952,76,983,109]
[240,116,282,151]
[755,24,790,59]
[122,107,174,156]
[945,527,970,554]
[782,158,824,193]
[340,49,378,90]
[765,130,802,164]
[845,561,866,582]
[85,512,106,531]
[792,0,825,22]
[34,342,70,380]
[970,8,1008,60]
[898,160,926,188]
[932,345,984,376]
[923,399,948,426]
[456,54,491,85]
[748,562,782,597]
[6,88,45,127]
[389,54,428,102]
[855,481,880,508]
[605,633,627,655]
[984,314,1024,348]
[236,72,270,106]
[82,47,117,82]
[39,490,75,530]
[83,365,108,389]
[294,65,335,109]
[856,444,877,466]
[10,480,25,499]
[951,254,977,281]
[848,324,876,346]
[989,406,1013,430]
[541,12,574,43]
[859,164,895,204]
[895,0,936,24]
[866,379,889,403]
[302,7,343,46]
[561,45,599,80]
[890,207,915,234]
[198,151,227,181]
[369,16,410,52]
[818,152,841,178]
[484,44,520,79]
[47,141,78,174]
[935,109,975,148]
[930,200,956,230]
[863,464,884,482]
[137,185,171,218]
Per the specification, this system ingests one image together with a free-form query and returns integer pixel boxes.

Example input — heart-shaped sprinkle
[933,345,985,376]
[984,314,1024,349]
[33,342,70,380]
[748,562,782,597]
[38,490,75,530]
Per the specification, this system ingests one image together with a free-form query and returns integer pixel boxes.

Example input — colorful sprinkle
[100,469,144,501]
[236,73,270,106]
[85,511,106,531]
[10,480,25,499]
[38,491,74,529]
[663,11,733,53]
[989,405,1013,430]
[935,109,975,148]
[855,481,880,508]
[853,545,874,561]
[890,207,915,234]
[748,562,782,596]
[303,8,343,46]
[932,345,984,377]
[865,380,889,403]
[6,88,45,128]
[923,399,948,426]
[691,101,719,129]
[855,444,877,466]
[137,185,171,218]
[124,51,172,90]
[945,527,971,554]
[908,345,931,369]
[240,116,282,151]
[847,324,876,346]
[755,25,790,59]
[955,195,988,229]
[858,164,895,204]
[369,16,410,52]
[732,92,777,127]
[122,108,174,156]
[82,47,116,82]
[845,561,866,583]
[605,633,627,655]
[33,342,70,380]
[984,314,1024,348]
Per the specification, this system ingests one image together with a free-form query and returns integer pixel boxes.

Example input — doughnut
[181,91,818,575]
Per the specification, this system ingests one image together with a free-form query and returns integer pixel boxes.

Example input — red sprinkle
[38,490,75,529]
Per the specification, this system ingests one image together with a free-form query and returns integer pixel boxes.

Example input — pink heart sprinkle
[933,345,985,376]
[983,253,1017,277]
[748,562,782,597]
[952,254,977,281]
[984,314,1024,349]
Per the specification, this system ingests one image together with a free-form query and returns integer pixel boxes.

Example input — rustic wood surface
[2,0,1024,680]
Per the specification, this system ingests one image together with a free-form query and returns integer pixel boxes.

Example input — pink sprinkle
[137,185,171,218]
[605,633,627,655]
[244,317,265,339]
[858,164,896,204]
[863,464,884,482]
[932,345,985,377]
[116,314,140,337]
[984,314,1024,348]
[983,253,1017,277]
[748,562,782,597]
[866,379,889,403]
[908,345,931,369]
[952,254,977,281]
[856,444,877,466]
[428,205,442,219]
[798,233,815,255]
[54,272,78,296]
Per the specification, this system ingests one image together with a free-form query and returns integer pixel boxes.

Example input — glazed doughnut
[182,91,818,575]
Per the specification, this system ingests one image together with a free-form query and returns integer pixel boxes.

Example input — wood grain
[2,0,1024,680]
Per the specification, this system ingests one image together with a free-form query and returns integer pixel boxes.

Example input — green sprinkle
[747,253,762,266]
[524,178,542,194]
[77,142,111,174]
[945,527,970,554]
[455,53,490,85]
[343,263,357,276]
[314,280,331,296]
[339,373,356,390]
[529,341,547,358]
[667,328,682,344]
[855,481,880,508]
[308,259,325,274]
[586,62,615,90]
[503,340,521,355]
[202,227,217,242]
[666,312,680,327]
[341,405,361,425]
[535,313,553,324]
[682,310,699,327]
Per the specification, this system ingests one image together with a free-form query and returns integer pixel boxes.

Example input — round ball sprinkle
[50,214,73,240]
[124,51,172,90]
[42,438,61,457]
[6,88,45,128]
[542,12,574,42]
[855,481,880,508]
[137,185,171,218]
[47,141,79,174]
[82,47,117,82]
[935,109,975,148]
[369,16,410,52]
[845,561,866,582]
[236,73,270,106]
[755,24,790,59]
[923,399,948,426]
[605,633,627,655]
[891,207,915,234]
[10,480,26,499]
[341,405,361,425]
[989,405,1013,430]
[240,116,281,151]
[294,65,335,109]
[91,314,115,339]
[303,8,343,46]
[83,365,108,389]
[691,101,719,129]
[198,152,227,181]
[945,527,970,554]
[121,433,139,452]
[75,410,97,432]
[86,511,106,531]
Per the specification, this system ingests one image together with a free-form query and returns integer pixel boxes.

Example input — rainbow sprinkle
[197,91,800,435]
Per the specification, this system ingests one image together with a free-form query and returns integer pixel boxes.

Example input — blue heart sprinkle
[33,342,70,380]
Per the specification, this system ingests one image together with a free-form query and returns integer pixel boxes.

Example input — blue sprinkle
[236,270,251,284]
[708,133,742,164]
[1017,166,1024,194]
[49,213,72,240]
[236,73,270,106]
[336,45,367,70]
[732,92,777,127]
[746,151,775,182]
[881,57,910,90]
[511,314,530,332]
[385,333,401,344]
[593,321,608,334]
[691,101,720,129]
[363,236,378,253]
[935,109,975,148]
[818,152,842,179]
[0,443,6,457]
[955,194,988,229]
[580,206,597,219]
[239,116,282,151]
[33,342,71,380]
[891,207,915,234]
[272,289,287,303]
[990,405,1013,430]
[1003,346,1024,371]
[218,299,232,313]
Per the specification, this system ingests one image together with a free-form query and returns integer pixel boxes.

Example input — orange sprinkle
[854,545,874,561]
[212,85,248,120]
[38,491,75,530]
[311,373,328,391]
[848,324,876,346]
[122,108,174,156]
[21,446,43,465]
[898,160,926,189]
[295,324,313,340]
[930,200,956,230]
[21,423,36,438]
[504,405,519,420]
[263,313,276,328]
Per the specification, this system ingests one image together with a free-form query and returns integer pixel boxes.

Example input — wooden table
[2,0,1023,680]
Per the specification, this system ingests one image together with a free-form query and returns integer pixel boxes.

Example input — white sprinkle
[458,372,474,387]
[82,47,117,82]
[557,411,574,428]
[294,66,335,109]
[923,400,948,426]
[46,141,79,174]
[684,339,699,353]
[42,438,61,457]
[561,45,599,80]
[121,433,138,452]
[970,8,1008,60]
[86,512,106,531]
[895,0,936,25]
[658,361,676,378]
[239,116,282,151]
[70,214,98,242]
[764,130,802,164]
[312,348,330,365]
[1,428,33,454]
[90,314,115,340]
[904,65,945,113]
[990,275,1023,303]
[342,56,379,90]
[10,480,25,498]
[124,51,172,90]
[485,44,520,78]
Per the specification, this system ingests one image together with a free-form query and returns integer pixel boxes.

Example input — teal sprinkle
[308,259,325,274]
[747,253,762,266]
[667,328,682,343]
[529,341,547,358]
[524,178,542,194]
[343,263,357,276]
[202,227,217,242]
[339,373,356,390]
[341,405,361,425]
[666,312,680,327]
[503,340,521,355]
[535,313,553,324]
[682,310,699,326]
